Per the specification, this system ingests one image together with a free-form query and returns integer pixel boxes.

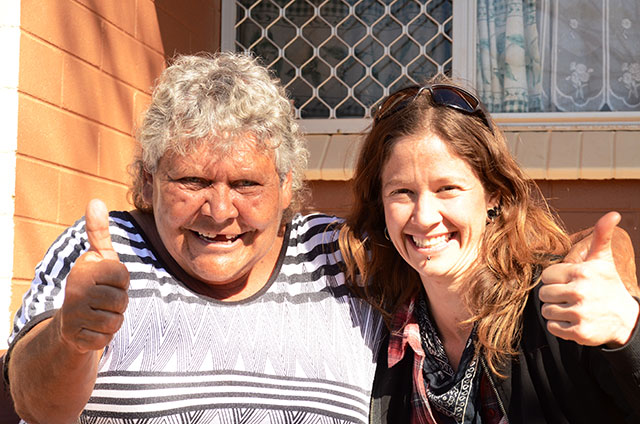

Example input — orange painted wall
[12,0,221,322]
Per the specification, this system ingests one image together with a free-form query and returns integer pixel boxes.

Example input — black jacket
[370,284,640,423]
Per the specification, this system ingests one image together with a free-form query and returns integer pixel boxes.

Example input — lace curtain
[476,0,640,113]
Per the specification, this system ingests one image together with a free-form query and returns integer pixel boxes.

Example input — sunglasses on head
[373,83,494,133]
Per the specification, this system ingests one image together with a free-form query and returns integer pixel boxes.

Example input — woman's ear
[142,171,154,205]
[280,171,293,210]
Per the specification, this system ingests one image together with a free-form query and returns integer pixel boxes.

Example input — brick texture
[62,55,137,134]
[102,21,166,92]
[18,95,100,174]
[21,0,104,67]
[75,0,137,35]
[136,0,165,52]
[14,157,61,223]
[18,33,63,105]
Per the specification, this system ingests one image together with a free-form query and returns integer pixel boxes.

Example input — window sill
[494,111,640,131]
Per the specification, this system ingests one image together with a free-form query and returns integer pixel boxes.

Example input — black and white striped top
[10,212,384,423]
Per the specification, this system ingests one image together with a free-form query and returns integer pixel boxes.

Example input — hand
[566,213,638,295]
[540,212,640,348]
[57,199,130,353]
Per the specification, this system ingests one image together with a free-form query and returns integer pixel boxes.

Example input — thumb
[585,211,621,262]
[85,199,118,261]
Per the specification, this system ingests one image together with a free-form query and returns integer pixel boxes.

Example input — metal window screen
[233,0,453,119]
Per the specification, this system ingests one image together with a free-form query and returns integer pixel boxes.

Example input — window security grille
[233,0,453,119]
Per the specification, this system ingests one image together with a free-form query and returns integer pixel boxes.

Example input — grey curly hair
[129,52,309,222]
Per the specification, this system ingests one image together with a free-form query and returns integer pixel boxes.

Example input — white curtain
[538,0,640,111]
[477,0,640,112]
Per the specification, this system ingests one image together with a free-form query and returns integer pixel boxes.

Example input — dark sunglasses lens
[375,85,492,133]
[430,87,477,112]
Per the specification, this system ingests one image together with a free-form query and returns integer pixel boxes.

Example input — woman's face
[381,133,496,285]
[142,139,292,289]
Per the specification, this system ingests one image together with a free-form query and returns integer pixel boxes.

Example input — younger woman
[340,82,640,423]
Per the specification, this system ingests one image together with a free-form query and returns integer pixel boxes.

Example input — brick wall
[538,180,640,279]
[11,0,220,327]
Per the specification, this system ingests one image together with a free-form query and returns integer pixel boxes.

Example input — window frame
[220,0,640,134]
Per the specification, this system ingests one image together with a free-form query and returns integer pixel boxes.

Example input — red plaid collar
[388,296,425,367]
[387,295,436,424]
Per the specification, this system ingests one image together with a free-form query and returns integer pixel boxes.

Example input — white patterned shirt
[9,212,384,423]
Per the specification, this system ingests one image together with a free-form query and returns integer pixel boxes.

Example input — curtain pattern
[539,0,640,111]
[476,0,542,113]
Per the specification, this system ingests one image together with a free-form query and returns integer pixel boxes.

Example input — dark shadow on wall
[154,0,221,58]
[538,179,640,285]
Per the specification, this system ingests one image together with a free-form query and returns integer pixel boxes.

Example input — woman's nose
[412,195,442,227]
[200,186,239,221]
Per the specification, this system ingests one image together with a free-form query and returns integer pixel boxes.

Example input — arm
[598,297,640,414]
[8,317,102,423]
[7,200,129,424]
[540,213,640,413]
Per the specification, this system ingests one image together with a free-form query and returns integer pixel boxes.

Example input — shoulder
[107,211,147,246]
[289,213,344,245]
[281,214,346,280]
[47,210,148,265]
[291,213,344,230]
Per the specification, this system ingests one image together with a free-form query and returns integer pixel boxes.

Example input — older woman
[340,82,640,423]
[6,53,384,423]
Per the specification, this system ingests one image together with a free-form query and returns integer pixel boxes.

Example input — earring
[384,227,390,240]
[487,205,501,221]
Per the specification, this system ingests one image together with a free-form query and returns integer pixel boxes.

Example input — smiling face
[142,139,292,295]
[381,133,496,286]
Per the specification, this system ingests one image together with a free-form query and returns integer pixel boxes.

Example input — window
[221,0,640,132]
[222,0,454,132]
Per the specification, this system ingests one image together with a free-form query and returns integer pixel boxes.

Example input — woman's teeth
[196,232,240,243]
[412,233,450,248]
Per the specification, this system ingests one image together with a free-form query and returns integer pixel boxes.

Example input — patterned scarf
[415,293,483,424]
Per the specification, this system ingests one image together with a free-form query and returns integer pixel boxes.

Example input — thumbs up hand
[540,212,640,348]
[58,199,130,354]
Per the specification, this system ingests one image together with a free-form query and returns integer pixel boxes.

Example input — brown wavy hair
[339,79,571,375]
